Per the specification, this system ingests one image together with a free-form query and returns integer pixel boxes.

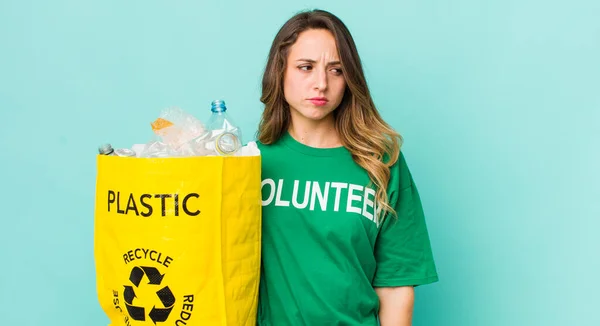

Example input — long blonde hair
[257,9,403,221]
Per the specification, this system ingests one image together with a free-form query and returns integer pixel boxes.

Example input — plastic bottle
[98,144,115,155]
[98,144,136,157]
[205,100,242,155]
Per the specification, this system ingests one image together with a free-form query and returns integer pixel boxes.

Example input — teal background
[1,0,598,325]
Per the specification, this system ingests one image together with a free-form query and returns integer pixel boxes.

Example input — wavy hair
[257,9,403,222]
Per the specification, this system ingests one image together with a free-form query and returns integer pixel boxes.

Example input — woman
[256,9,438,326]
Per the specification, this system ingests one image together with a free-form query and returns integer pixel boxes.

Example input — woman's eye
[299,65,312,71]
[331,68,343,75]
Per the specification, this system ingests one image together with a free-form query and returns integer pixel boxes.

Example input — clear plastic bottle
[98,144,115,155]
[98,144,136,157]
[205,100,242,155]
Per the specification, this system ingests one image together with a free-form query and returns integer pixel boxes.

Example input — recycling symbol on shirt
[123,266,176,323]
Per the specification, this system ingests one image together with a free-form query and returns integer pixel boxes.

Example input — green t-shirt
[256,132,438,326]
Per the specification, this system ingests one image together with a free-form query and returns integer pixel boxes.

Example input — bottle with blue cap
[205,100,242,155]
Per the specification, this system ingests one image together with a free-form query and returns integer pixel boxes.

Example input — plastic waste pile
[98,100,259,157]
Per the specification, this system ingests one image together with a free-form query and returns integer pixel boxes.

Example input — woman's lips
[308,98,328,106]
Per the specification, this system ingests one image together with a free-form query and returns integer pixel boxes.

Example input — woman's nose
[313,68,328,91]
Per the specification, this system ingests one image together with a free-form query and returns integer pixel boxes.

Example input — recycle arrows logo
[123,266,176,324]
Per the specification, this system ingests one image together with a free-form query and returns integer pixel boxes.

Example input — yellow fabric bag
[94,154,261,326]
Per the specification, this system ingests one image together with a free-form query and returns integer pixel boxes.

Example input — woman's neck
[288,115,342,148]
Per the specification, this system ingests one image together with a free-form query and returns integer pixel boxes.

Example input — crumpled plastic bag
[139,107,212,157]
[150,107,208,150]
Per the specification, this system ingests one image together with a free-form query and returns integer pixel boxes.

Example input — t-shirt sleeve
[372,152,439,287]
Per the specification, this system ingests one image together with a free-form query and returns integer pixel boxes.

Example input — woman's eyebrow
[296,58,341,66]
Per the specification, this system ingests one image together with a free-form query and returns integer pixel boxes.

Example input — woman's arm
[375,286,415,326]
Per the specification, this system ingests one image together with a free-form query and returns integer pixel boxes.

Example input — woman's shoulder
[380,141,407,169]
[251,138,288,158]
[255,139,280,150]
[386,149,413,192]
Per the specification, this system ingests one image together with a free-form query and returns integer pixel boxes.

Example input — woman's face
[283,29,347,124]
